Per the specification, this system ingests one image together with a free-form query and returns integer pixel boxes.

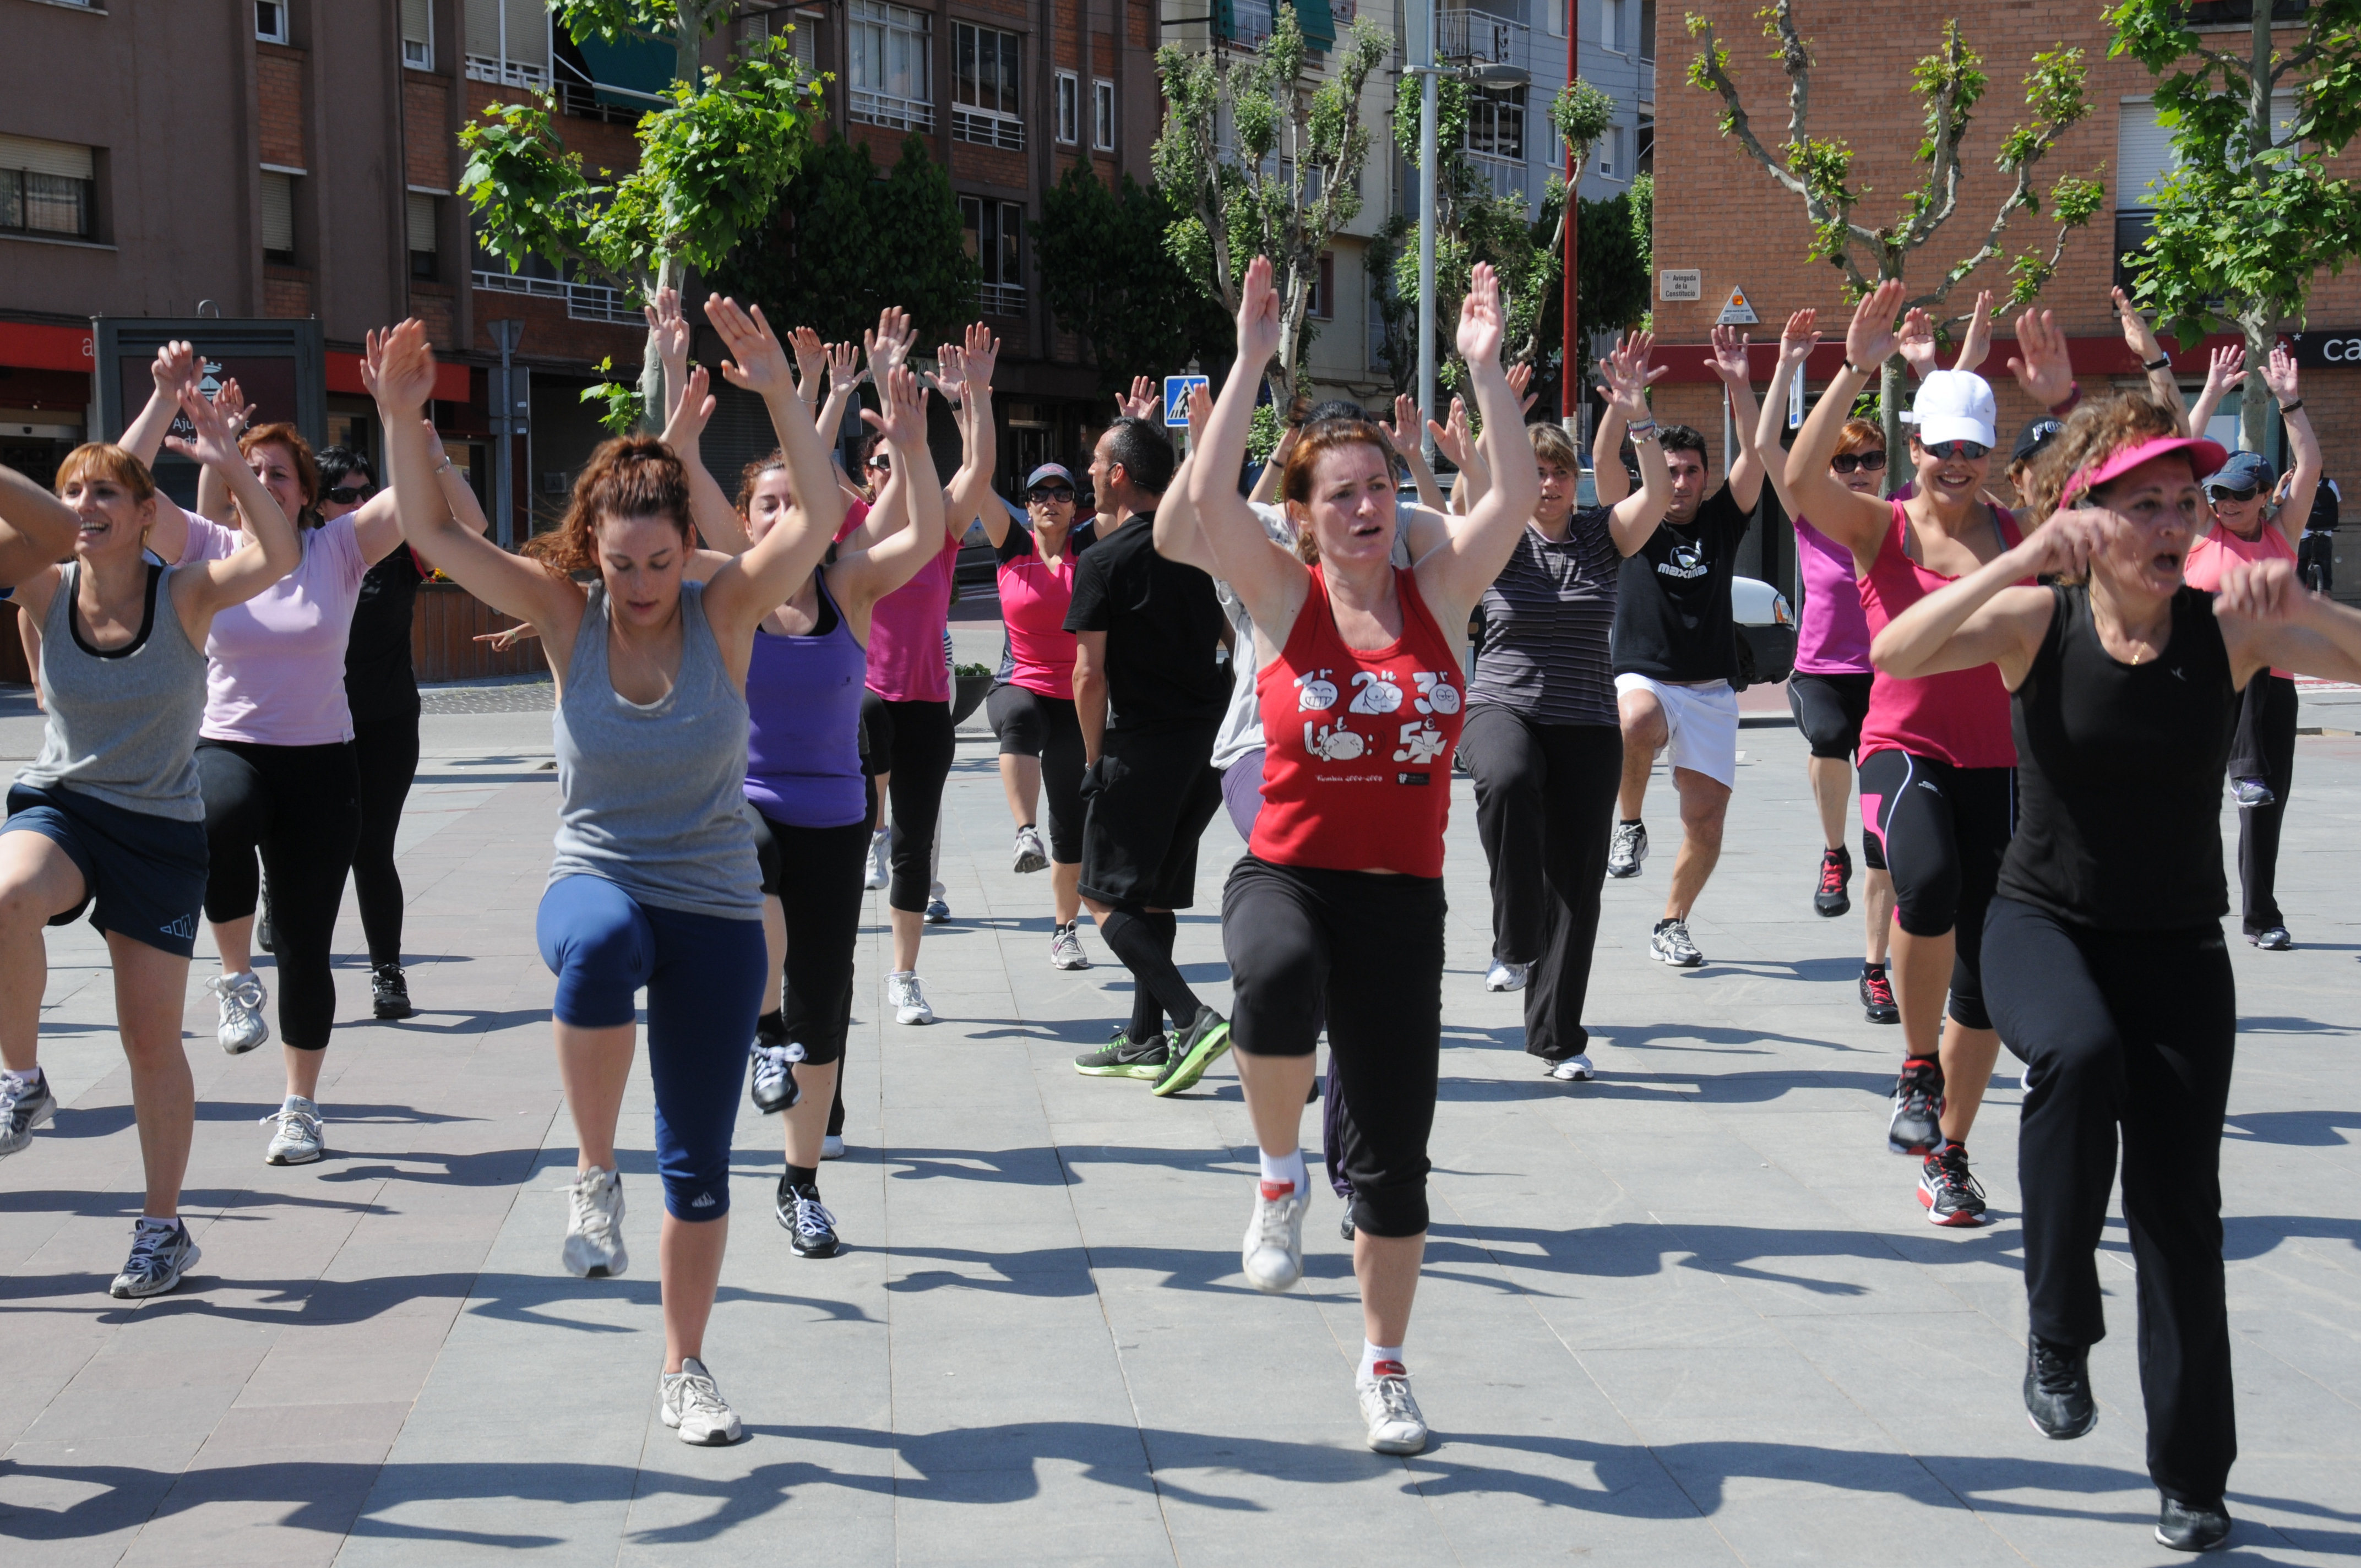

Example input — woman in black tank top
[1869,406,2361,1553]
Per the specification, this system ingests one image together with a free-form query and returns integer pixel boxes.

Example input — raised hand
[1776,311,1818,370]
[2215,554,2301,622]
[1379,393,1424,458]
[790,325,828,396]
[1506,360,1538,415]
[1598,331,1662,420]
[1428,395,1476,469]
[2263,342,2300,405]
[151,340,198,401]
[1456,260,1504,368]
[706,296,795,398]
[210,376,253,435]
[662,364,716,450]
[2202,344,2245,397]
[2113,285,2167,363]
[1238,254,1286,367]
[1708,321,1754,387]
[362,319,438,417]
[861,363,927,448]
[164,380,246,470]
[1185,380,1213,448]
[924,343,967,408]
[863,306,915,382]
[1896,307,1939,378]
[962,322,1000,395]
[1845,279,1906,373]
[827,340,863,395]
[645,288,690,376]
[2006,307,2075,407]
[1955,290,1994,374]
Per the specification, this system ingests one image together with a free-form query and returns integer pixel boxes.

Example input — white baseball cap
[1913,370,1998,451]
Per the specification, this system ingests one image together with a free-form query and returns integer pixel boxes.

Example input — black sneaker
[1340,1214,1356,1241]
[1917,1144,1990,1227]
[2156,1496,2232,1552]
[1814,845,1852,917]
[775,1178,841,1258]
[2023,1336,2097,1439]
[1887,1057,1945,1155]
[1151,1006,1233,1097]
[1073,1028,1168,1079]
[1859,964,1900,1025]
[257,889,277,955]
[370,963,415,1020]
[110,1217,200,1299]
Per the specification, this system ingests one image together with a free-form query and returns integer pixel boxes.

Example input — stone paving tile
[1,711,2356,1565]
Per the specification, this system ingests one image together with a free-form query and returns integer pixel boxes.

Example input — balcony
[1636,58,1655,107]
[1438,7,1528,68]
[464,54,550,91]
[851,88,936,132]
[951,107,1025,151]
[473,269,639,326]
[1225,0,1273,46]
[977,281,1026,317]
[1467,149,1536,208]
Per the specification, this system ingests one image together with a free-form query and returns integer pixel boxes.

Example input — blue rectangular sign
[1163,374,1210,428]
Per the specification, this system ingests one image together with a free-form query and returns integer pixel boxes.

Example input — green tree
[1031,160,1230,393]
[1527,172,1655,404]
[708,133,978,350]
[1687,1,2103,461]
[2109,0,2361,453]
[1154,7,1390,406]
[460,2,824,432]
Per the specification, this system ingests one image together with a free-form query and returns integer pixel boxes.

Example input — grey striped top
[1467,509,1620,727]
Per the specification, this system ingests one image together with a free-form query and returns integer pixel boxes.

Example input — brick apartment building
[1651,0,2361,605]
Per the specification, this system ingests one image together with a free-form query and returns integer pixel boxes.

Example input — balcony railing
[464,54,550,90]
[951,107,1025,151]
[1636,58,1655,105]
[850,87,936,132]
[977,281,1026,317]
[473,269,639,325]
[1226,0,1273,46]
[1438,7,1528,67]
[1467,150,1537,210]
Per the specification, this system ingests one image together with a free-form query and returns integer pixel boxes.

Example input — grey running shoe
[1073,1028,1168,1079]
[1012,824,1049,874]
[888,971,934,1025]
[659,1356,743,1445]
[1607,819,1648,878]
[262,1096,325,1165]
[1151,1006,1233,1097]
[2231,777,2276,808]
[1358,1365,1429,1455]
[749,1039,804,1114]
[1241,1179,1307,1293]
[1048,922,1090,971]
[0,1070,57,1157]
[1649,917,1702,967]
[371,963,415,1020]
[1546,1054,1596,1082]
[211,972,270,1055]
[2249,926,2293,951]
[863,829,890,890]
[563,1164,629,1278]
[1484,958,1528,992]
[1887,1058,1946,1156]
[110,1217,199,1299]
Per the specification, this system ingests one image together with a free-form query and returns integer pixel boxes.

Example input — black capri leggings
[1858,749,2011,1030]
[197,738,360,1050]
[861,691,956,914]
[985,682,1086,864]
[351,714,421,967]
[750,808,870,1067]
[1983,896,2237,1506]
[2228,672,2298,936]
[1223,853,1444,1240]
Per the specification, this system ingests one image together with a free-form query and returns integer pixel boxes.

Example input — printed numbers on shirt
[1394,721,1448,764]
[1411,671,1460,715]
[1297,668,1338,711]
[1348,671,1402,714]
[1304,720,1367,760]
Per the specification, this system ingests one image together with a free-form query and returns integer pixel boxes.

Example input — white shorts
[1615,673,1740,790]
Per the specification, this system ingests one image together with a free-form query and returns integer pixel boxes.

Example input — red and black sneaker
[1887,1057,1945,1155]
[1813,845,1852,917]
[1859,963,1899,1025]
[1918,1144,1990,1227]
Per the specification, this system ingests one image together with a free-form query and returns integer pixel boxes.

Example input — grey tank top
[548,580,762,920]
[17,563,209,821]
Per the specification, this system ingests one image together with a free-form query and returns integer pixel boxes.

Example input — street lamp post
[1561,0,1579,428]
[1412,0,1437,458]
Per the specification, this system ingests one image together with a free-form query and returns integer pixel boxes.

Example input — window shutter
[407,192,438,254]
[0,134,95,181]
[464,0,501,62]
[2116,100,2175,211]
[401,0,432,64]
[261,171,296,254]
[504,0,551,74]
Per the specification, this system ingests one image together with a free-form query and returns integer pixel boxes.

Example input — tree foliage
[1031,160,1232,393]
[2109,0,2361,451]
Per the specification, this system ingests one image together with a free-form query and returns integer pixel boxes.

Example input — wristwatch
[2142,354,2172,373]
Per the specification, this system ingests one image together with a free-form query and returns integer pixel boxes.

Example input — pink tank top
[2184,523,2295,678]
[836,499,956,704]
[1856,499,2026,769]
[1792,515,1872,674]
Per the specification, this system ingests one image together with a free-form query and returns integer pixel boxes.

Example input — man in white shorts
[1606,383,1764,967]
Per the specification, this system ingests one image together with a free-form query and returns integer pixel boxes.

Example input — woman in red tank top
[1173,257,1539,1457]
[1782,280,2065,1228]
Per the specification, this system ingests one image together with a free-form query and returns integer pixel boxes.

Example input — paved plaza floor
[1,676,2357,1565]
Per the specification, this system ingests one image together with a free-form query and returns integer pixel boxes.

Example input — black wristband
[2280,398,2304,416]
[2142,355,2172,373]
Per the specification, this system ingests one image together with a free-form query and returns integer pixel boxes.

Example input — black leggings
[1223,854,1444,1239]
[351,714,420,966]
[2228,673,2297,934]
[1462,708,1622,1061]
[750,809,869,1067]
[1983,897,2237,1505]
[197,739,359,1050]
[986,683,1086,863]
[1858,749,2012,1031]
[861,692,956,913]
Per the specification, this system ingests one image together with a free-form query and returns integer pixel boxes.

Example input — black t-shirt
[1062,513,1228,734]
[1611,481,1751,683]
[344,546,426,723]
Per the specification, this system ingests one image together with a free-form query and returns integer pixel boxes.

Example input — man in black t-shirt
[1064,416,1235,1087]
[1604,336,1766,967]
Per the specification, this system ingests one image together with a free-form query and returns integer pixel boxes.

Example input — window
[953,23,1023,149]
[261,170,296,263]
[464,0,553,89]
[1545,0,1564,39]
[1636,113,1653,176]
[961,195,1024,314]
[255,1,287,44]
[1056,71,1079,144]
[1093,78,1116,151]
[0,135,96,241]
[1309,252,1335,319]
[401,0,433,68]
[407,191,439,280]
[849,0,933,130]
[1638,0,1656,62]
[1597,123,1625,180]
[1465,87,1525,162]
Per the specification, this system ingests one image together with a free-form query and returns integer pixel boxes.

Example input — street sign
[1660,269,1701,302]
[1163,374,1209,428]
[1717,286,1759,326]
[1789,364,1806,429]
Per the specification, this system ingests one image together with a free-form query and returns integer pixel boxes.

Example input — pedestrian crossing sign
[1718,287,1759,326]
[1164,374,1210,428]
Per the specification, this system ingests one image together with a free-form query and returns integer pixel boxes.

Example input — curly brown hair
[523,436,692,577]
[2024,394,2183,523]
[240,421,323,530]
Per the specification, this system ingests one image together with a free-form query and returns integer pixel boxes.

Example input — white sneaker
[821,1134,846,1160]
[261,1096,325,1164]
[1358,1365,1429,1454]
[0,1070,57,1157]
[1484,958,1528,992]
[210,971,270,1055]
[1607,819,1649,879]
[1241,1180,1308,1293]
[1048,923,1090,970]
[864,829,890,891]
[1012,824,1049,874]
[1547,1054,1596,1082]
[659,1355,743,1445]
[888,971,934,1025]
[563,1164,629,1277]
[109,1217,200,1300]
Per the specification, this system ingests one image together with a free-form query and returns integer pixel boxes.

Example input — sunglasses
[1919,439,1990,462]
[866,455,892,473]
[1028,485,1075,503]
[1829,451,1886,475]
[2206,484,2260,504]
[324,482,376,505]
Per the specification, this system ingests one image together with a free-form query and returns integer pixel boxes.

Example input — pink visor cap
[2061,433,2231,508]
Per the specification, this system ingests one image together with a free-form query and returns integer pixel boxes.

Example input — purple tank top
[744,570,868,829]
[1792,515,1873,674]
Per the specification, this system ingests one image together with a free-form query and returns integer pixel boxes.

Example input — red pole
[1560,0,1579,420]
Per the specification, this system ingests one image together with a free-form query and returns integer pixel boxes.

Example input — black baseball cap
[2011,416,2064,465]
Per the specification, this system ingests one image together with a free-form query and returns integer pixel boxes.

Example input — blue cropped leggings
[536,874,765,1221]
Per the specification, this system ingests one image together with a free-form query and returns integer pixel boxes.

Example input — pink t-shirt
[836,498,956,704]
[994,521,1092,698]
[1792,515,1872,674]
[2185,523,2296,678]
[1856,499,2027,770]
[181,515,369,746]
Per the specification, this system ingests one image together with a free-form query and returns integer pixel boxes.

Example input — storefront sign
[2281,330,2361,368]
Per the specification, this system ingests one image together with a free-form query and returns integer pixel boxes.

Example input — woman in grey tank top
[370,303,887,1445]
[0,390,301,1304]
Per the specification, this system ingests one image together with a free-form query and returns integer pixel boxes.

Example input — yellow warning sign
[1717,286,1759,326]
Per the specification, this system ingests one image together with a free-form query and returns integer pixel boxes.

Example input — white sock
[1258,1148,1307,1193]
[3,1066,39,1087]
[1359,1341,1405,1381]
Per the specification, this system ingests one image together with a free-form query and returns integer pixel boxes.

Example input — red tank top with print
[1856,498,2027,770]
[1249,565,1465,877]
